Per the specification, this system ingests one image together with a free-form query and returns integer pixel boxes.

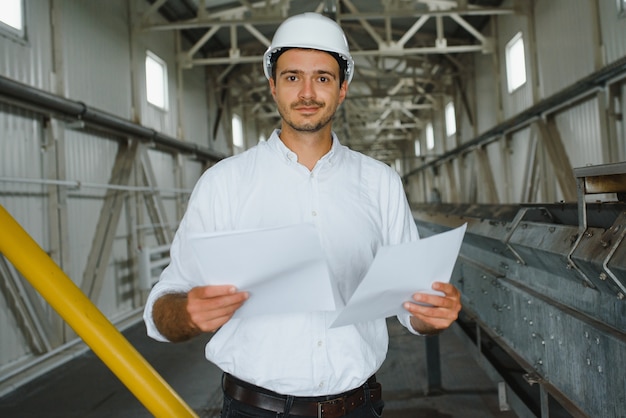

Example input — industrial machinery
[413,162,626,418]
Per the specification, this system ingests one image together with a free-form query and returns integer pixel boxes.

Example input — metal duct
[0,75,226,163]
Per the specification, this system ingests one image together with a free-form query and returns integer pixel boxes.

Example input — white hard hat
[263,13,354,84]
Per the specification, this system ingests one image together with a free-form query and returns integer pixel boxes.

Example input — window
[0,0,24,38]
[445,102,456,137]
[232,114,244,151]
[145,51,168,109]
[414,139,421,156]
[619,0,626,18]
[505,32,527,92]
[426,123,435,150]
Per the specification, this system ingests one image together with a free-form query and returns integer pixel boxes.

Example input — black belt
[222,373,381,418]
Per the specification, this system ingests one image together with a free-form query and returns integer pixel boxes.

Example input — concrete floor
[0,319,518,418]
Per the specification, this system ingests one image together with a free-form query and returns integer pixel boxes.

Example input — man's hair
[270,48,348,86]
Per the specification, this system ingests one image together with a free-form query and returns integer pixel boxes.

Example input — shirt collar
[267,129,342,165]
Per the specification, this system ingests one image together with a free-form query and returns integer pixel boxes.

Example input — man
[144,12,461,418]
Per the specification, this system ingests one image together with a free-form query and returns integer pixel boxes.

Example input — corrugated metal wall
[556,98,605,167]
[534,0,598,97]
[0,0,230,392]
[474,51,500,134]
[600,0,626,62]
[407,0,626,206]
[61,1,133,118]
[0,1,53,88]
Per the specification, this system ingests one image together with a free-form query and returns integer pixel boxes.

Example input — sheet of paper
[187,223,336,319]
[330,224,467,328]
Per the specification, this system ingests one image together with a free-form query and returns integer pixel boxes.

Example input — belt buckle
[317,396,346,418]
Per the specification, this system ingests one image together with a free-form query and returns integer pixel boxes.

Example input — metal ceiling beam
[141,0,513,164]
[142,1,510,65]
[142,7,514,31]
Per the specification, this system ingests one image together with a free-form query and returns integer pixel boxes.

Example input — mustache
[291,100,325,109]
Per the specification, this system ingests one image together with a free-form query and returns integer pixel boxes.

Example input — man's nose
[298,79,315,99]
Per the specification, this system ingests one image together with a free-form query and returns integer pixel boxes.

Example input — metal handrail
[0,205,198,418]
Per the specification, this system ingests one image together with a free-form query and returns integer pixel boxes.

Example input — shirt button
[318,382,325,388]
[312,211,317,217]
[317,340,323,347]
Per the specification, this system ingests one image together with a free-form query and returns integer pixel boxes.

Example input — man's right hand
[187,285,249,333]
[152,285,248,342]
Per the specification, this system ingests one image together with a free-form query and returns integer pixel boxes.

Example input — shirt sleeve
[381,168,419,245]
[382,169,425,335]
[143,170,224,342]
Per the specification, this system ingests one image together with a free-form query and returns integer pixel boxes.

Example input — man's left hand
[404,282,462,335]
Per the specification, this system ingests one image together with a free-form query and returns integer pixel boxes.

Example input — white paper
[330,224,467,328]
[188,223,337,319]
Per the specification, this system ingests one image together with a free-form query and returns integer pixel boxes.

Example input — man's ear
[269,77,277,101]
[338,80,348,105]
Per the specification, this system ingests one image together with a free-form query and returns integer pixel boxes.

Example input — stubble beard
[279,100,336,133]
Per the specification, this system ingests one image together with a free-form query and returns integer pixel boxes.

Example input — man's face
[269,48,347,133]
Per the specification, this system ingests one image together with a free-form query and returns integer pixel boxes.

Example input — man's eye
[287,75,297,81]
[319,77,328,82]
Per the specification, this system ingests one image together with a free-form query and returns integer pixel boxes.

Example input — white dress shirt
[144,130,420,396]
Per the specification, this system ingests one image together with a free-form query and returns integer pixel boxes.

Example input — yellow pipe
[0,205,198,418]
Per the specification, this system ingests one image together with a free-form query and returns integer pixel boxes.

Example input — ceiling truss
[141,0,513,164]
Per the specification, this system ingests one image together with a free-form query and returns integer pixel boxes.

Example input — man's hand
[152,285,248,342]
[403,282,461,335]
[187,285,249,333]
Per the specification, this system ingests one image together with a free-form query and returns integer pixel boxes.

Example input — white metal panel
[534,0,597,98]
[473,52,500,136]
[182,65,212,148]
[60,0,132,119]
[0,0,53,89]
[598,0,626,64]
[554,98,604,168]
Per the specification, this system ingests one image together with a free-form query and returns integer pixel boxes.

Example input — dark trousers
[220,376,384,418]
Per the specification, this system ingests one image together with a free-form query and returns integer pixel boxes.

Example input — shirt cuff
[397,313,424,336]
[143,283,191,342]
